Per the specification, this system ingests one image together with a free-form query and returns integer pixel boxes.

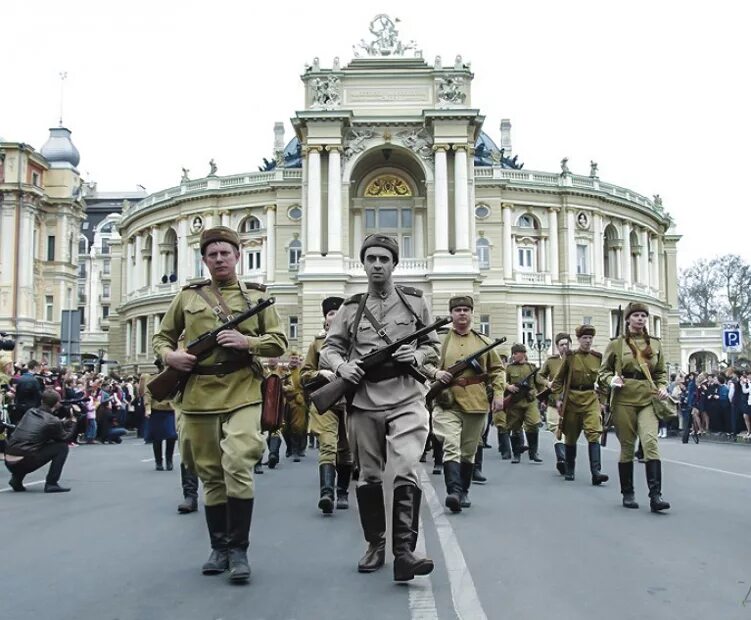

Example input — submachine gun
[147,297,276,402]
[502,368,539,410]
[311,316,451,414]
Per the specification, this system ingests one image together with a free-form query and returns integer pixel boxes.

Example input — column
[544,306,553,353]
[453,145,469,252]
[640,228,650,289]
[265,205,276,282]
[593,213,603,284]
[433,146,449,253]
[352,209,363,257]
[414,210,425,258]
[502,203,513,280]
[177,218,189,284]
[306,146,322,254]
[220,211,230,227]
[133,234,143,290]
[59,214,68,262]
[150,226,159,289]
[656,235,664,294]
[622,221,632,285]
[650,234,659,290]
[549,208,559,281]
[566,209,576,282]
[327,146,342,255]
[516,306,523,344]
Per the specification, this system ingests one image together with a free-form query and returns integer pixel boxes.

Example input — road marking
[0,480,45,493]
[409,514,439,620]
[602,446,751,480]
[420,468,488,620]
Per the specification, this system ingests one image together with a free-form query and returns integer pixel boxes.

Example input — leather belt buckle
[377,327,388,339]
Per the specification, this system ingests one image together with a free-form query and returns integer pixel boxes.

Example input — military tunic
[504,362,542,433]
[551,350,603,445]
[538,355,565,437]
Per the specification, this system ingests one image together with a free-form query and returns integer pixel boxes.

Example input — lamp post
[527,332,552,367]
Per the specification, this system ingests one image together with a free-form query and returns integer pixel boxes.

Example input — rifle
[502,368,539,410]
[601,304,623,446]
[311,316,451,414]
[425,336,506,408]
[147,297,276,401]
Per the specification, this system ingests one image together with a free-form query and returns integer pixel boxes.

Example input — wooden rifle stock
[147,297,275,401]
[311,316,450,414]
[502,368,539,410]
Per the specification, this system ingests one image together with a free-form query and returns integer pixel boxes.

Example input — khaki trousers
[613,402,660,463]
[562,406,602,446]
[348,400,428,488]
[492,410,508,431]
[179,405,265,505]
[432,407,486,464]
[317,407,352,466]
[507,399,541,433]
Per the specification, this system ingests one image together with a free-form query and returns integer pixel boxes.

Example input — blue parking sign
[722,323,743,352]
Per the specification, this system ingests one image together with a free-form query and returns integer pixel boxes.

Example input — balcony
[513,271,551,285]
[576,274,593,285]
[345,257,429,276]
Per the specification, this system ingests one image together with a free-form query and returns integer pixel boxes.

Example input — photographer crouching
[4,389,76,493]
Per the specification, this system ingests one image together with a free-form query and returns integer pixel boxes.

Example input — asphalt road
[1,432,750,620]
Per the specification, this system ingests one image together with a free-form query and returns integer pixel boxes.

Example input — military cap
[449,295,474,310]
[575,324,596,338]
[511,343,527,354]
[554,332,571,345]
[200,226,241,255]
[624,302,649,320]
[360,234,399,265]
[322,296,344,316]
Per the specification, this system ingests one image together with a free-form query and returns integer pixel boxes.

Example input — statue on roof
[353,15,419,57]
[181,168,190,183]
[560,157,571,176]
[589,161,599,178]
[208,159,217,177]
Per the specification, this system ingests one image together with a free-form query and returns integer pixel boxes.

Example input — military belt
[451,375,487,387]
[621,372,646,380]
[569,384,595,391]
[364,361,410,383]
[192,360,249,376]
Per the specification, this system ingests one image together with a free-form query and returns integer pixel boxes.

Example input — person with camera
[4,389,76,492]
[11,360,43,425]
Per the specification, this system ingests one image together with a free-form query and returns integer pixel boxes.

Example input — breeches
[613,402,660,463]
[562,406,602,445]
[492,409,507,431]
[179,405,265,505]
[432,407,486,464]
[317,408,352,466]
[507,401,541,433]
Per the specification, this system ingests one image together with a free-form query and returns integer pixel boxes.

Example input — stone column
[133,234,143,290]
[306,146,322,255]
[150,226,159,289]
[640,228,650,289]
[326,146,342,255]
[220,211,230,227]
[433,146,449,253]
[566,210,576,282]
[549,208,559,281]
[544,306,553,352]
[622,221,632,285]
[593,213,603,284]
[265,205,276,282]
[177,217,189,284]
[656,235,664,294]
[453,145,469,252]
[650,234,659,290]
[517,305,523,344]
[503,203,513,280]
[414,209,425,258]
[352,208,363,258]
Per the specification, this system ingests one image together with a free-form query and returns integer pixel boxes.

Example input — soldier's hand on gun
[217,329,250,350]
[318,369,336,382]
[436,370,453,384]
[506,384,520,394]
[338,360,365,384]
[611,375,624,388]
[491,395,504,412]
[393,343,418,365]
[165,350,197,372]
[656,387,669,400]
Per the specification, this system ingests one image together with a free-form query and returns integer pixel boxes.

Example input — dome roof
[40,126,80,168]
[258,137,303,171]
[474,131,523,169]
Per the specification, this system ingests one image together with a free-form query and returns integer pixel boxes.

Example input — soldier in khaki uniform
[539,333,570,475]
[425,295,505,513]
[282,351,307,462]
[301,296,353,514]
[153,226,287,583]
[599,302,671,512]
[550,325,609,485]
[505,344,543,463]
[320,235,439,582]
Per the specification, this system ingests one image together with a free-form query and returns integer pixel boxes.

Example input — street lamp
[527,332,552,367]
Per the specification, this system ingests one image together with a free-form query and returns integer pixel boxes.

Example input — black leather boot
[392,484,434,582]
[267,436,281,469]
[588,442,609,485]
[432,436,443,474]
[510,432,522,463]
[178,463,199,513]
[318,463,336,514]
[646,460,671,512]
[335,463,351,510]
[472,445,487,484]
[201,503,229,575]
[526,431,543,463]
[443,461,463,513]
[356,484,386,573]
[292,435,301,462]
[499,431,512,460]
[618,461,639,509]
[459,462,473,508]
[226,497,253,583]
[253,461,264,475]
[554,442,566,475]
[564,444,576,481]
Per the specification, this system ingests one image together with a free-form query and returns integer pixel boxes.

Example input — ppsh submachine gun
[502,368,539,411]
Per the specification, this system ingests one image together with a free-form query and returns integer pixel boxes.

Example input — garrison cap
[449,295,474,310]
[575,324,596,338]
[360,234,399,265]
[200,226,241,255]
[511,343,527,354]
[554,332,571,345]
[322,296,344,317]
[624,302,649,320]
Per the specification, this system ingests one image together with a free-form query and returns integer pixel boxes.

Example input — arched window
[143,235,153,287]
[289,239,302,270]
[603,224,620,279]
[476,238,490,270]
[163,228,178,280]
[516,214,538,229]
[78,236,88,255]
[240,216,261,233]
[630,230,640,281]
[100,221,114,234]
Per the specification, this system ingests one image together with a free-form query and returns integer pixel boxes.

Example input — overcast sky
[4,0,748,268]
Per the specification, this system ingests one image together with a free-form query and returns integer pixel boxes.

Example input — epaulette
[243,281,267,292]
[549,354,561,360]
[182,279,211,290]
[315,332,326,340]
[590,350,603,359]
[396,285,423,297]
[344,293,365,305]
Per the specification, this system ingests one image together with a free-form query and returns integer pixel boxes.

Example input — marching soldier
[153,226,287,584]
[550,325,609,485]
[263,358,286,465]
[425,295,504,513]
[599,302,671,512]
[505,344,543,463]
[301,296,353,514]
[539,333,571,475]
[320,235,439,582]
[282,351,308,462]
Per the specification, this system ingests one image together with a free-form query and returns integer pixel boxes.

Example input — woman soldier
[598,302,671,512]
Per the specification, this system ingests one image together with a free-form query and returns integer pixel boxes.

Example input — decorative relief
[190,216,204,234]
[353,14,419,58]
[343,128,375,159]
[576,212,590,230]
[436,76,466,106]
[395,127,433,161]
[310,75,341,109]
[364,175,412,197]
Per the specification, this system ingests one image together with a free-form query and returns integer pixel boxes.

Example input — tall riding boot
[554,442,566,475]
[645,460,671,512]
[292,435,301,462]
[588,442,609,486]
[318,463,336,514]
[356,484,386,573]
[392,484,434,582]
[510,432,522,463]
[443,461,463,513]
[482,415,491,448]
[497,428,504,453]
[201,503,229,575]
[282,429,292,458]
[226,497,253,583]
[618,461,639,508]
[472,445,487,484]
[420,436,430,463]
[499,431,512,460]
[267,435,282,469]
[308,433,315,449]
[335,463,352,510]
[178,463,199,513]
[297,434,308,458]
[153,441,163,470]
[564,444,576,481]
[432,436,444,475]
[526,431,543,463]
[253,461,264,475]
[460,461,474,508]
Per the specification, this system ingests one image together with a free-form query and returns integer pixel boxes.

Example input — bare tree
[713,255,751,328]
[678,258,722,324]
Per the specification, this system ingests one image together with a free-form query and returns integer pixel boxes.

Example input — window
[102,284,111,299]
[45,295,54,322]
[610,310,620,338]
[47,236,56,261]
[653,316,662,338]
[31,171,40,187]
[101,238,111,255]
[363,206,413,258]
[125,321,132,356]
[137,317,147,355]
[289,316,299,340]
[101,222,114,234]
[240,216,261,233]
[521,307,537,346]
[517,214,535,228]
[401,235,413,259]
[479,314,490,336]
[102,306,110,319]
[287,206,302,221]
[477,238,490,270]
[576,244,589,275]
[288,239,302,270]
[518,246,534,270]
[247,251,262,272]
[103,259,111,275]
[78,283,86,302]
[475,204,490,219]
[78,306,86,326]
[194,248,203,277]
[78,263,87,278]
[82,221,90,230]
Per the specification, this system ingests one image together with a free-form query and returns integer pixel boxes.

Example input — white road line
[0,480,45,493]
[420,468,488,620]
[409,514,439,620]
[602,446,751,480]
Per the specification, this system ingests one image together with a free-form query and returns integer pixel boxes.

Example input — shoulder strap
[394,287,424,329]
[634,347,658,391]
[362,304,393,345]
[193,286,231,324]
[347,293,369,358]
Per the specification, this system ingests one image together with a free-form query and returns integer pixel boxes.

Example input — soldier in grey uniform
[320,235,440,582]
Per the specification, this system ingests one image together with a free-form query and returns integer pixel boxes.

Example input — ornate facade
[112,17,680,373]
